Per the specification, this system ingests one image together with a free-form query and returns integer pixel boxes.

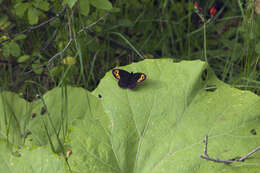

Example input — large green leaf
[70,59,260,172]
[1,59,260,172]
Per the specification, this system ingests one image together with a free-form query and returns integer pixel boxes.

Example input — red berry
[210,6,217,16]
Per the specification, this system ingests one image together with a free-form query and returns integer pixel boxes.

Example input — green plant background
[1,0,260,97]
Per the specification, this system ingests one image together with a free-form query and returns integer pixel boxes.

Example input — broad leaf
[71,59,260,172]
[27,7,39,25]
[1,59,260,172]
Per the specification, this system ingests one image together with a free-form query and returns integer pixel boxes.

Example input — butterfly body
[112,69,146,89]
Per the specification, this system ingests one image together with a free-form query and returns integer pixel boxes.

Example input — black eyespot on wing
[112,69,131,80]
[112,69,120,80]
[133,73,146,83]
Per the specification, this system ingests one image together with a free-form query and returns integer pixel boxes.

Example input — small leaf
[50,65,64,77]
[17,55,30,63]
[79,0,90,16]
[0,15,11,30]
[14,2,30,17]
[90,0,112,10]
[62,56,77,65]
[28,7,39,25]
[2,43,10,57]
[110,7,120,12]
[32,59,43,74]
[9,42,21,57]
[36,1,50,11]
[32,64,43,74]
[13,34,26,41]
[118,19,134,27]
[63,0,77,8]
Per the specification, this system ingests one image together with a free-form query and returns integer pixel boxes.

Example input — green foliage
[89,0,113,10]
[14,1,50,25]
[17,55,30,63]
[0,0,258,171]
[14,2,30,17]
[78,0,90,16]
[2,41,21,58]
[1,60,260,172]
[0,0,260,101]
[63,0,77,9]
[255,42,260,55]
[27,7,39,25]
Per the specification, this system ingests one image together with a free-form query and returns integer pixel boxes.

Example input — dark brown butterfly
[112,69,146,89]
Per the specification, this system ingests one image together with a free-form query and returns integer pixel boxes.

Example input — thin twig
[47,18,73,64]
[203,135,209,157]
[238,146,260,161]
[77,12,110,34]
[23,19,73,75]
[200,135,233,164]
[0,7,66,46]
[200,155,233,164]
[23,11,110,76]
[86,30,133,52]
[48,12,110,64]
[200,135,260,164]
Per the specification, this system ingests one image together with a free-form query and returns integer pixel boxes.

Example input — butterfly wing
[133,73,146,83]
[118,78,131,88]
[112,69,131,88]
[127,73,146,89]
[112,69,146,89]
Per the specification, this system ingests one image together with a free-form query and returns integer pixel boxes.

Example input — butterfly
[112,69,147,89]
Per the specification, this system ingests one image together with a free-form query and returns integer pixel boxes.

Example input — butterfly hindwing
[112,69,146,89]
[118,78,132,88]
[133,73,146,84]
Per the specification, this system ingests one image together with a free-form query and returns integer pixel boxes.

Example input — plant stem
[203,22,207,62]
